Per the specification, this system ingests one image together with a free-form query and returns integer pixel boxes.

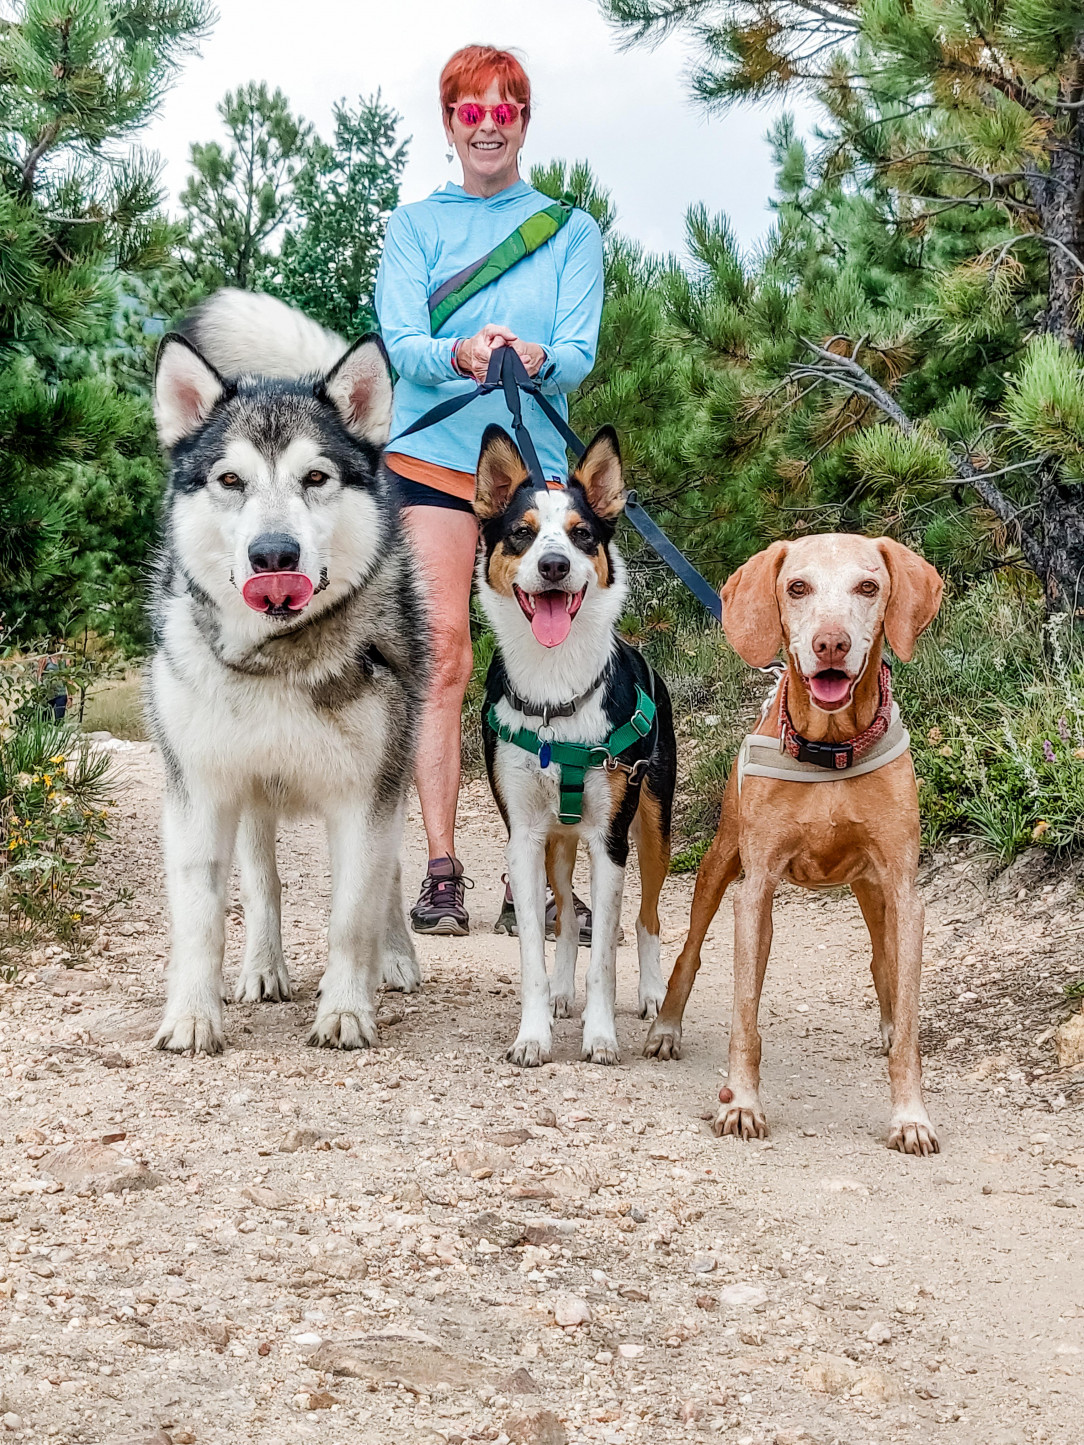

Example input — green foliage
[0,0,210,648]
[272,93,408,336]
[179,81,313,291]
[0,665,117,961]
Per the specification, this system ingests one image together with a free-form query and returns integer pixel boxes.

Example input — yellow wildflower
[927,726,943,745]
[1032,820,1050,841]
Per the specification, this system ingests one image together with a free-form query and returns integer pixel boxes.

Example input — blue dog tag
[539,742,552,770]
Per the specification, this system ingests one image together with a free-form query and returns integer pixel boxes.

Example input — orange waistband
[385,453,476,503]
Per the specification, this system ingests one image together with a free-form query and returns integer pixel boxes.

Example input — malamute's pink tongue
[241,571,314,613]
[808,671,852,706]
[531,592,572,648]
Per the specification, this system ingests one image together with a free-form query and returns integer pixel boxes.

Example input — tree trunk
[1030,40,1084,347]
[1037,474,1084,614]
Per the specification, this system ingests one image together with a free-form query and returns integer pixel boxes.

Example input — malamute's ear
[574,426,625,520]
[320,335,393,446]
[474,425,529,520]
[154,335,227,448]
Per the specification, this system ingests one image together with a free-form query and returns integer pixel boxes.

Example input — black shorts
[385,463,476,515]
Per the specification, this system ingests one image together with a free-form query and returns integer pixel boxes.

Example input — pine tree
[272,93,408,337]
[179,82,312,291]
[0,0,211,643]
[602,0,1084,609]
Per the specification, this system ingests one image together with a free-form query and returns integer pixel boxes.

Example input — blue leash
[390,347,722,625]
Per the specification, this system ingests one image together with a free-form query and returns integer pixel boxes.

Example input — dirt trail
[0,741,1082,1445]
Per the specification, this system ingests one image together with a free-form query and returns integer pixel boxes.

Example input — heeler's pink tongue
[531,592,572,648]
[808,672,852,706]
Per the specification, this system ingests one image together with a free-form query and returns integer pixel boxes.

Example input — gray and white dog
[149,289,427,1055]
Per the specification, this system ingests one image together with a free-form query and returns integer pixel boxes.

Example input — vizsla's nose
[813,628,851,667]
[538,552,571,585]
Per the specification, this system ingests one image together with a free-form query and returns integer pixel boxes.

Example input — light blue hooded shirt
[375,179,604,481]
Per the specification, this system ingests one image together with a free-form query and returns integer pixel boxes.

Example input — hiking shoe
[493,877,617,944]
[410,856,473,936]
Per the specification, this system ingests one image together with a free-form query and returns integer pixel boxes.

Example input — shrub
[0,665,117,970]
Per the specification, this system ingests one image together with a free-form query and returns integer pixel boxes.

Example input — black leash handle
[389,345,723,624]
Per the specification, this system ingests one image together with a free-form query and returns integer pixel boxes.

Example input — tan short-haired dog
[646,534,943,1155]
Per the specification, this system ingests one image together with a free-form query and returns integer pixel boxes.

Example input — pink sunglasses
[450,101,523,129]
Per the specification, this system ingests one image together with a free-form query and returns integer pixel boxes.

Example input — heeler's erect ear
[320,335,394,445]
[474,425,530,520]
[573,426,625,520]
[154,335,227,448]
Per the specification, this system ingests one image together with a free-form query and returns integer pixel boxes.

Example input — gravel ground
[0,741,1082,1445]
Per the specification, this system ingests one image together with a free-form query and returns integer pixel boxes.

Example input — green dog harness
[486,686,657,825]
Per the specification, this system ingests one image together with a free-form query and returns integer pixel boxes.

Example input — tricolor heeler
[475,423,677,1067]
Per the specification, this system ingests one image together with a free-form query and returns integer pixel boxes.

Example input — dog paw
[638,989,665,1022]
[381,949,421,993]
[308,1011,378,1050]
[581,1034,620,1066]
[712,1096,768,1140]
[507,1035,551,1068]
[550,992,573,1019]
[153,1012,225,1055]
[234,960,292,1004]
[888,1114,939,1156]
[643,1019,682,1061]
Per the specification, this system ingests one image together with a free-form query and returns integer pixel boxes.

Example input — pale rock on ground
[0,742,1081,1444]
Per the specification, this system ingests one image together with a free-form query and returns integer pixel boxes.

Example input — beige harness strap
[737,703,911,794]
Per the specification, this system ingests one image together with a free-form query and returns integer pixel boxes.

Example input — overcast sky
[143,0,812,259]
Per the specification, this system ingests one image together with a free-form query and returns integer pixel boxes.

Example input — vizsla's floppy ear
[573,426,626,520]
[474,425,530,520]
[875,538,944,662]
[721,540,789,668]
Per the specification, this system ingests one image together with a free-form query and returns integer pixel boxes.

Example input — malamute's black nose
[248,533,301,573]
[538,552,571,584]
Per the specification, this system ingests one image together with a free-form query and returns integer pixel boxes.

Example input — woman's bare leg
[402,504,479,860]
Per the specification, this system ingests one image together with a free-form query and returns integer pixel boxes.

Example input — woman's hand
[511,339,547,377]
[454,324,518,381]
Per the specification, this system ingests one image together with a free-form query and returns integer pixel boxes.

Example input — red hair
[439,45,531,119]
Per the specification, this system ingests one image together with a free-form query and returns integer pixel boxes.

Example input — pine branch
[793,337,1047,575]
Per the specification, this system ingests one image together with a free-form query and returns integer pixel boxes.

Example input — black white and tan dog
[475,423,677,1066]
[149,289,427,1055]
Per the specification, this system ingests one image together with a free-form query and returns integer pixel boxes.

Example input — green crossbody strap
[485,686,656,825]
[428,201,574,336]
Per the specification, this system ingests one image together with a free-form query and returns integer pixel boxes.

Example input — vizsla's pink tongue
[241,572,314,613]
[808,671,852,707]
[531,592,572,648]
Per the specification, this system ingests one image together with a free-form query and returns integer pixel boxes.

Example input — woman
[376,45,604,935]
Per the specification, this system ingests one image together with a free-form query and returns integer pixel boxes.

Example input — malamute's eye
[218,472,243,488]
[305,470,329,487]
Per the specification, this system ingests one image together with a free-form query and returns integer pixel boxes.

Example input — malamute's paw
[153,1012,225,1055]
[550,991,573,1019]
[507,1034,552,1068]
[638,988,665,1021]
[381,948,421,993]
[580,1032,620,1066]
[234,959,292,1004]
[643,1018,682,1060]
[308,1010,378,1050]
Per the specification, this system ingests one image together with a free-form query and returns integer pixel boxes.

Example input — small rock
[689,1254,715,1274]
[553,1294,591,1328]
[695,1294,718,1311]
[1055,1010,1084,1068]
[534,1108,558,1128]
[719,1283,767,1308]
[866,1322,892,1345]
[617,1343,644,1358]
[500,1366,539,1394]
[241,1185,294,1210]
[487,1128,530,1147]
[42,1141,163,1196]
[3,1414,22,1432]
[50,972,109,995]
[503,1407,568,1445]
[279,1128,324,1153]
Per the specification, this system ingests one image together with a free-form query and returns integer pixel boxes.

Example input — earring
[446,149,454,164]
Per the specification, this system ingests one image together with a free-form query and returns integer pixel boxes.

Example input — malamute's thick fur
[149,290,426,1055]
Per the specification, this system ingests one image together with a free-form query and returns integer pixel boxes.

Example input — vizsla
[645,535,944,1155]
